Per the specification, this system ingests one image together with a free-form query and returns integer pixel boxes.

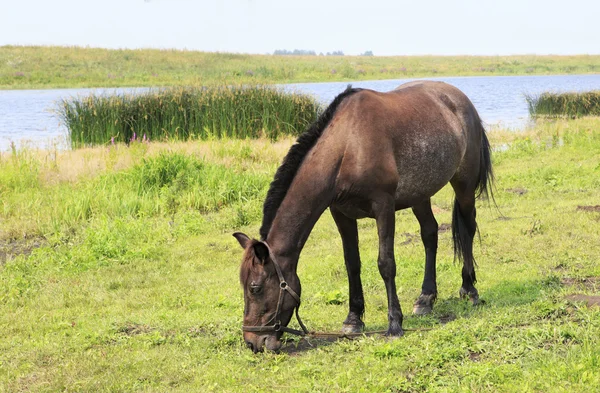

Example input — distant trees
[273,50,350,56]
[360,50,374,56]
[273,49,316,56]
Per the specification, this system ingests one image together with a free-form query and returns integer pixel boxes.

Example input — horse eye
[249,285,263,295]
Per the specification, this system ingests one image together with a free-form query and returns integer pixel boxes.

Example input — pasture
[1,45,600,89]
[1,118,599,392]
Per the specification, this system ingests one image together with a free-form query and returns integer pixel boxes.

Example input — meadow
[1,45,600,89]
[1,117,599,392]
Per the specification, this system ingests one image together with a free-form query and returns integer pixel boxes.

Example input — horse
[234,80,493,353]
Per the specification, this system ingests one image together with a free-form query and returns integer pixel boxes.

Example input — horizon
[2,44,598,58]
[2,0,599,56]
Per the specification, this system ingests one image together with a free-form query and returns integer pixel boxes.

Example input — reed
[525,91,600,117]
[58,85,321,148]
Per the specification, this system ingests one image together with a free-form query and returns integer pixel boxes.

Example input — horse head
[233,232,301,352]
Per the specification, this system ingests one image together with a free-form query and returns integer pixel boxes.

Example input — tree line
[273,50,374,56]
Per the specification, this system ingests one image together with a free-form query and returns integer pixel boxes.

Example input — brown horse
[234,81,493,352]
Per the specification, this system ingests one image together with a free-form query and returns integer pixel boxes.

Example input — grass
[2,45,600,89]
[525,91,600,118]
[1,119,600,392]
[58,85,321,147]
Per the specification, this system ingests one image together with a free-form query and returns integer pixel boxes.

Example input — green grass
[525,91,600,118]
[58,85,321,147]
[1,119,600,392]
[2,45,600,89]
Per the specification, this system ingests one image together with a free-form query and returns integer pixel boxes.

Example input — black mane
[259,85,363,240]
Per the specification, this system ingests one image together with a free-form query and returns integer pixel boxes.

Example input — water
[1,75,600,151]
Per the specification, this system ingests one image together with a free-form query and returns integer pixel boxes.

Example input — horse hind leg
[330,206,365,334]
[411,199,439,315]
[450,181,480,305]
[371,194,404,336]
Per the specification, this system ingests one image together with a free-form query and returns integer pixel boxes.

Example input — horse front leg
[330,206,365,334]
[412,199,438,315]
[372,196,404,336]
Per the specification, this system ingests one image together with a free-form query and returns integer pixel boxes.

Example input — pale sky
[1,0,599,56]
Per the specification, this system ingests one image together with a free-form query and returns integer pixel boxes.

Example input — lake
[1,74,600,151]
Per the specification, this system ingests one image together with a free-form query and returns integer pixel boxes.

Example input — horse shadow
[278,277,553,355]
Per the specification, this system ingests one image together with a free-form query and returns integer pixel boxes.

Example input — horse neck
[266,149,339,270]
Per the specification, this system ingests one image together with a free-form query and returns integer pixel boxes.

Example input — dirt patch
[577,205,600,213]
[565,294,600,308]
[496,216,513,221]
[438,313,456,324]
[431,205,449,214]
[187,326,209,337]
[438,223,451,233]
[561,277,600,292]
[506,188,528,195]
[0,238,44,265]
[116,323,154,336]
[468,351,481,362]
[398,224,451,246]
[399,233,418,246]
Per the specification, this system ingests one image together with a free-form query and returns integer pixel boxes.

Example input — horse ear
[233,232,250,249]
[253,242,269,264]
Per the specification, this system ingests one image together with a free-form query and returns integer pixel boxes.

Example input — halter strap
[242,243,308,337]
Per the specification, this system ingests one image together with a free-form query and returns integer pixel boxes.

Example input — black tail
[475,118,494,202]
[452,199,476,281]
[451,117,494,282]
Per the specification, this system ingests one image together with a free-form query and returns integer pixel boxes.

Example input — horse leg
[411,199,438,315]
[372,195,404,336]
[330,207,365,334]
[450,183,480,305]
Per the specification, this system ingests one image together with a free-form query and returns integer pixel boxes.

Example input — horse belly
[393,156,459,208]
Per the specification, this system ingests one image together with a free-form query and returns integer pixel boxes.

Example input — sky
[1,0,599,56]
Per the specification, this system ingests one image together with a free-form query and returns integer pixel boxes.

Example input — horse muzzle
[244,334,282,353]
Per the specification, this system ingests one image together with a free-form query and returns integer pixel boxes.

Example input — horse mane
[259,85,363,240]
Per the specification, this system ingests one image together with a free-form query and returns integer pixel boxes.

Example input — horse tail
[451,198,476,280]
[475,116,494,202]
[451,114,493,279]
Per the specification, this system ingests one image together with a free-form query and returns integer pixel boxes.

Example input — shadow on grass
[269,277,563,355]
[280,336,339,356]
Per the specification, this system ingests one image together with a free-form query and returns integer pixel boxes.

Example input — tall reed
[525,91,600,118]
[58,85,321,148]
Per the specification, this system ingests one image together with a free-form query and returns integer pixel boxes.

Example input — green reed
[58,85,321,148]
[525,91,600,118]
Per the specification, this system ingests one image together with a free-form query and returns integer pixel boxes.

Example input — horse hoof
[459,287,480,306]
[413,293,437,315]
[342,323,364,334]
[413,304,433,315]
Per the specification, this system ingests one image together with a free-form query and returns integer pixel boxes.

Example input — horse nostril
[245,340,254,351]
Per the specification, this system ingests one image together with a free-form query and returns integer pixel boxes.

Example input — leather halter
[242,246,309,337]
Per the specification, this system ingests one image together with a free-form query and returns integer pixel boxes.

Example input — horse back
[329,81,483,212]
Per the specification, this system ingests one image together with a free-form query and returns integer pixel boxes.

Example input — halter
[241,243,434,341]
[242,246,309,337]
